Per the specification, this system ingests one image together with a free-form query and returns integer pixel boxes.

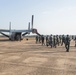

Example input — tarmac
[0,37,76,75]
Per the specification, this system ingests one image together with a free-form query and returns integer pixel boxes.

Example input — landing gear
[16,35,21,41]
[10,32,21,41]
[15,33,21,41]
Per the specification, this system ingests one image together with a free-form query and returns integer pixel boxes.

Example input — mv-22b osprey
[0,15,40,41]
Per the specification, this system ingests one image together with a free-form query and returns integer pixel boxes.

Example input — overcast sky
[0,0,76,35]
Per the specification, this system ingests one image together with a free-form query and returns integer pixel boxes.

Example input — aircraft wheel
[16,35,21,41]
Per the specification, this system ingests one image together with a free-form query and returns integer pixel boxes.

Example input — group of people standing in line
[35,34,76,52]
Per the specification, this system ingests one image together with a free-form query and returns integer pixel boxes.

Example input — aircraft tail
[28,22,30,30]
[22,22,30,36]
[31,15,34,29]
[9,22,11,32]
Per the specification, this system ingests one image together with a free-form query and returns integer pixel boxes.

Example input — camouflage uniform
[65,35,70,52]
[61,35,65,46]
[53,35,56,48]
[49,35,53,48]
[75,36,76,47]
[46,35,49,46]
[36,36,38,43]
[56,35,59,46]
[41,35,45,45]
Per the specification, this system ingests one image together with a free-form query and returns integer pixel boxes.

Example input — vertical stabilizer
[9,22,11,32]
[28,22,30,30]
[9,22,11,39]
[31,15,34,29]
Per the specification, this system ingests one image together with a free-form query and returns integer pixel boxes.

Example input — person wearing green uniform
[65,35,70,52]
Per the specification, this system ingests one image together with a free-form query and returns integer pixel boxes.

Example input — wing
[11,30,32,33]
[0,29,10,32]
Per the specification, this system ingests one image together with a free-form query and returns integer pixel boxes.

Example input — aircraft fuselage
[9,32,22,41]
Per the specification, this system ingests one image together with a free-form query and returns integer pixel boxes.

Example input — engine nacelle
[32,29,37,33]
